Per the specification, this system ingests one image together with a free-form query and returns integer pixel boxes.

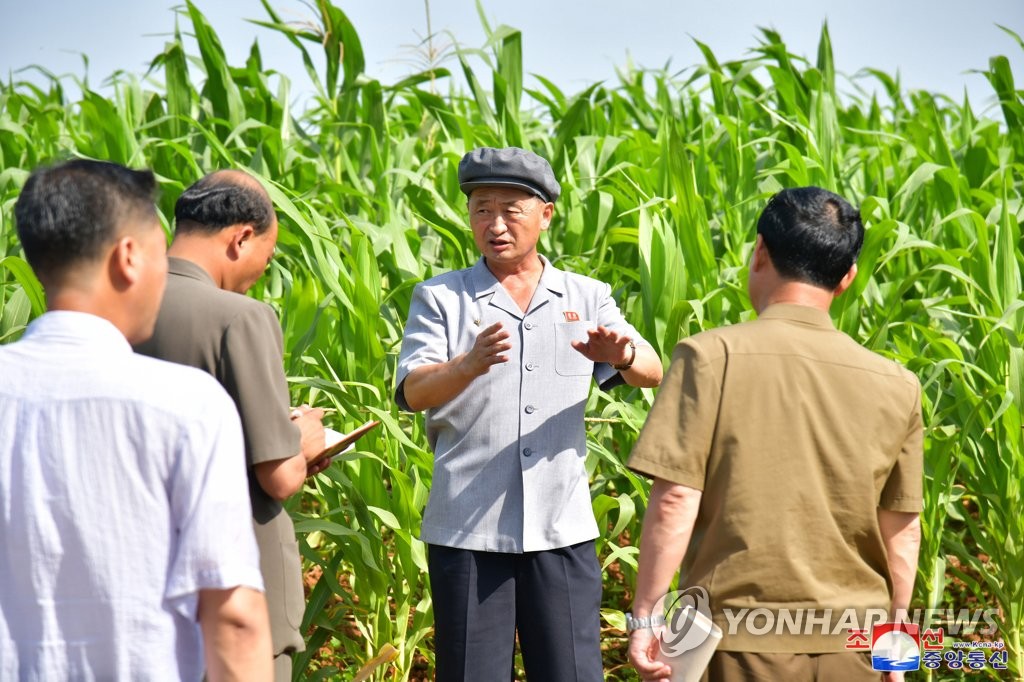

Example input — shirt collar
[469,254,566,300]
[536,255,567,296]
[23,310,132,353]
[168,257,216,287]
[758,303,835,329]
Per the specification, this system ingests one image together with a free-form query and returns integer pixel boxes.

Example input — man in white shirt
[0,159,272,681]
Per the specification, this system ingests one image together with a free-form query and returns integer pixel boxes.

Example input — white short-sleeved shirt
[396,256,650,553]
[0,311,263,681]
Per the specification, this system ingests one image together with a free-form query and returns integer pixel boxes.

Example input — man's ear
[109,235,141,290]
[226,224,255,260]
[750,234,769,272]
[540,201,554,231]
[834,264,858,297]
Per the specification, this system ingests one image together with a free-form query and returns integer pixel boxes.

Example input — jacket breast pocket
[554,321,595,376]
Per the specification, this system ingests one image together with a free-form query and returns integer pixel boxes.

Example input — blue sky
[1,1,1021,114]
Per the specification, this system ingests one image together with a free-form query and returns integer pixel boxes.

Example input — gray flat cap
[458,147,561,203]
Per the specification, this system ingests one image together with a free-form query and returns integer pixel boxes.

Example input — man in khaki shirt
[627,187,923,682]
[136,170,326,680]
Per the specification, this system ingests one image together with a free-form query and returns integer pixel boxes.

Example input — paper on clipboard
[655,605,723,682]
[308,420,381,468]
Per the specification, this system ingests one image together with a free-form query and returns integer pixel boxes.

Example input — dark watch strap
[612,339,637,371]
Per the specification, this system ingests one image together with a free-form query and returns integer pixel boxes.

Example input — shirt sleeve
[164,380,264,620]
[221,304,301,466]
[591,281,653,389]
[627,338,721,489]
[395,282,449,411]
[879,375,924,512]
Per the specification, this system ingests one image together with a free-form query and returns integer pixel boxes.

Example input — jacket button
[526,362,536,371]
[525,405,536,414]
[524,321,535,330]
[523,448,533,457]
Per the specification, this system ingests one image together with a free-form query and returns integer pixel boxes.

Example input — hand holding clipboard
[307,420,381,469]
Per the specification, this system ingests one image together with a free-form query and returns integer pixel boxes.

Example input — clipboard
[308,420,381,468]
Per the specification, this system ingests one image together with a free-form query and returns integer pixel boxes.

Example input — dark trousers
[428,540,604,682]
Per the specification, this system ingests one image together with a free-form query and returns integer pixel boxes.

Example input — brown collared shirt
[629,304,923,653]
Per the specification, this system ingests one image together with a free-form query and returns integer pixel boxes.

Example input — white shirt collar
[23,311,132,353]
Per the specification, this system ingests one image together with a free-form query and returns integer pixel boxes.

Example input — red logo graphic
[845,629,870,650]
[871,622,921,672]
[921,628,944,651]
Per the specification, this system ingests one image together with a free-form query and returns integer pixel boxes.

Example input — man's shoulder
[839,336,920,386]
[676,314,918,388]
[673,320,753,357]
[0,338,34,375]
[409,268,478,309]
[166,270,271,316]
[158,272,279,347]
[129,351,233,397]
[417,267,472,290]
[670,316,822,361]
[123,352,238,420]
[556,267,611,295]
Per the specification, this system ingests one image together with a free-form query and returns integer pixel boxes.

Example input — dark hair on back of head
[756,186,864,290]
[14,159,158,278]
[174,174,274,235]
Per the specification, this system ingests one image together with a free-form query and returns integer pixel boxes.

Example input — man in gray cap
[396,146,663,680]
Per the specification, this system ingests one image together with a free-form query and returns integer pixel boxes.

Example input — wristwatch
[613,339,637,371]
[625,611,665,632]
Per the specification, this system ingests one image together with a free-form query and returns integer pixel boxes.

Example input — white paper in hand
[323,427,350,452]
[655,604,723,682]
[308,420,381,468]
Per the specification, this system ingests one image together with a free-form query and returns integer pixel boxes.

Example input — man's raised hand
[458,322,512,378]
[571,325,631,365]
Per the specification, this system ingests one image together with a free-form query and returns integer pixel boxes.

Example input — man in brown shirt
[627,187,923,681]
[135,170,326,680]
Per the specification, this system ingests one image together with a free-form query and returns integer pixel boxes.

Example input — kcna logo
[871,622,921,672]
[654,586,716,656]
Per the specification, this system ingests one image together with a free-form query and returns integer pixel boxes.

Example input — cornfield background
[1,2,1022,680]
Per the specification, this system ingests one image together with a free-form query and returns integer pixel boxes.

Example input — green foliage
[1,5,1022,680]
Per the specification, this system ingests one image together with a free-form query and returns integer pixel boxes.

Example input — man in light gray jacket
[396,147,662,681]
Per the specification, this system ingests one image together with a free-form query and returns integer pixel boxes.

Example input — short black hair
[756,187,864,290]
[14,159,158,279]
[174,173,274,235]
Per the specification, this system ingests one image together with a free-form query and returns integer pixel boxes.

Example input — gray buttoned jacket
[396,256,650,553]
